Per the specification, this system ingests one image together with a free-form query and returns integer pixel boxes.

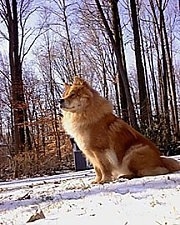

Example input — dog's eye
[70,93,76,97]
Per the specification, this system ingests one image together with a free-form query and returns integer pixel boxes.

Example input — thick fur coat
[60,77,180,184]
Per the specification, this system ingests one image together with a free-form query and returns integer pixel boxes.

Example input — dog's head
[60,77,94,112]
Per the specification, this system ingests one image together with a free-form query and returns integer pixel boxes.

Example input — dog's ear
[73,76,86,86]
[64,83,70,90]
[73,76,92,91]
[62,83,71,97]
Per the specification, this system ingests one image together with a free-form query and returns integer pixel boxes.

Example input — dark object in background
[60,112,90,171]
[70,137,89,171]
[166,142,180,156]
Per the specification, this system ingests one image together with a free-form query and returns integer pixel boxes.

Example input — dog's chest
[73,129,91,150]
[62,114,110,151]
[62,120,90,148]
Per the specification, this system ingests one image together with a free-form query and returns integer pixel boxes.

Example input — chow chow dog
[60,77,180,184]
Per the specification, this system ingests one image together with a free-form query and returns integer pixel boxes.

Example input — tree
[3,0,28,154]
[44,0,78,80]
[94,0,138,129]
[0,0,44,154]
[129,0,150,125]
[149,0,179,141]
[111,0,129,122]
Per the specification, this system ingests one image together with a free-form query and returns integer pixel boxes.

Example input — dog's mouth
[61,106,75,111]
[59,100,72,111]
[60,98,83,112]
[60,103,74,110]
[60,104,80,112]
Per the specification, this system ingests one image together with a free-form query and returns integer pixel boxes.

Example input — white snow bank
[0,161,180,225]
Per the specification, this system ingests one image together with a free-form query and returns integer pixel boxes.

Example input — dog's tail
[161,157,180,172]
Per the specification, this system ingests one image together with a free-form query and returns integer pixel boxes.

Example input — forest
[0,0,180,179]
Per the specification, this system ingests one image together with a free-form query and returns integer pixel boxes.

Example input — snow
[0,160,180,225]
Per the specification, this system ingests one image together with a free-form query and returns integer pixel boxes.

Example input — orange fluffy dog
[60,77,180,184]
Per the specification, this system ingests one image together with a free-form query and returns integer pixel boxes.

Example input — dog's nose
[60,98,64,104]
[59,98,65,108]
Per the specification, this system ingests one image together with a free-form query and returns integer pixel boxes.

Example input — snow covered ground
[0,157,180,225]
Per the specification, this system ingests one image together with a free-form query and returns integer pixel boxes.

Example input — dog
[60,76,180,184]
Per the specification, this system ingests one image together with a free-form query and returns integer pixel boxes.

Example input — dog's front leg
[84,149,113,184]
[92,152,113,184]
[91,166,102,184]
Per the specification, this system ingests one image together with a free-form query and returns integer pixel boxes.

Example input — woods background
[0,0,180,180]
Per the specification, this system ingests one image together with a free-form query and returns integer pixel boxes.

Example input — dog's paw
[118,174,135,180]
[93,176,113,184]
[91,177,102,184]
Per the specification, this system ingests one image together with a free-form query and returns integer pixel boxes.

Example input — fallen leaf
[27,210,45,223]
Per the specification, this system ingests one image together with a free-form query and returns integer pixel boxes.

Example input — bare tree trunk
[145,34,159,116]
[153,20,164,114]
[129,0,150,126]
[111,0,129,122]
[149,0,172,142]
[46,35,62,160]
[5,0,29,154]
[0,94,3,142]
[62,0,77,77]
[160,5,179,140]
[159,1,170,137]
[94,0,138,129]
